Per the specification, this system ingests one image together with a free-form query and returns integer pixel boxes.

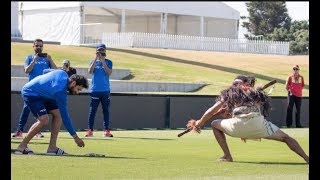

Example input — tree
[268,20,309,54]
[241,2,309,54]
[289,28,309,54]
[242,2,291,38]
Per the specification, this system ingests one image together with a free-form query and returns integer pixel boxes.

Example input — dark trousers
[87,91,110,130]
[286,93,302,127]
[15,103,30,132]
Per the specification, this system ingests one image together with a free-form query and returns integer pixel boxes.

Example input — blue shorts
[23,96,58,118]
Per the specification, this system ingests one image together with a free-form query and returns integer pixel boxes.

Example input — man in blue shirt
[85,43,113,137]
[12,39,57,138]
[15,69,88,155]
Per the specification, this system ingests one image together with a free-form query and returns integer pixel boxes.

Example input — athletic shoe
[85,129,93,137]
[35,132,44,138]
[103,129,113,137]
[12,130,23,138]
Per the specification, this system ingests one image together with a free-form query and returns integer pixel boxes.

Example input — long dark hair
[216,84,271,117]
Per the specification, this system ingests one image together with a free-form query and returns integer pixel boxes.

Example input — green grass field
[11,42,309,96]
[11,129,309,180]
[11,43,309,179]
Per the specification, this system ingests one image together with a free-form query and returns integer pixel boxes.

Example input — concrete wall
[11,77,206,93]
[11,92,309,132]
[11,65,131,80]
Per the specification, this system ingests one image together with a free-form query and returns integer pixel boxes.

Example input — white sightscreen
[11,2,20,36]
[22,7,81,45]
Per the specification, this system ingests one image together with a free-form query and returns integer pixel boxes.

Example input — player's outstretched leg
[264,129,309,164]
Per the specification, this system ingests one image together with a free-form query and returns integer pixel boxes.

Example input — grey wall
[11,92,309,132]
[11,65,131,80]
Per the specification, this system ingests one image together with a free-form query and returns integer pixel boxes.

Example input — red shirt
[286,74,304,97]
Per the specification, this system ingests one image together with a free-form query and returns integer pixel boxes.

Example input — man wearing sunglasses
[285,65,305,128]
[12,39,57,138]
[85,43,113,137]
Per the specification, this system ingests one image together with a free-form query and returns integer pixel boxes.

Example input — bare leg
[47,109,62,152]
[264,129,309,164]
[211,120,233,162]
[17,115,49,151]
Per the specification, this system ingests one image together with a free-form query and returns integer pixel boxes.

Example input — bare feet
[218,155,233,162]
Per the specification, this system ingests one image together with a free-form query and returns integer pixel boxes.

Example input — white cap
[62,59,70,65]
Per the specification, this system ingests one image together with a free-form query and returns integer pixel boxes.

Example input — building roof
[20,1,239,20]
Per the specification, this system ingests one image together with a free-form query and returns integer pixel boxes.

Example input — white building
[11,1,21,38]
[13,1,240,45]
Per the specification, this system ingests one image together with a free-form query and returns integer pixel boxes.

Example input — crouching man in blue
[15,69,89,155]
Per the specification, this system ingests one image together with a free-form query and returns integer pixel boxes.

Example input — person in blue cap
[85,44,113,137]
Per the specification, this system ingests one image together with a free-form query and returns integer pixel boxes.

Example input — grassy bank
[11,42,309,96]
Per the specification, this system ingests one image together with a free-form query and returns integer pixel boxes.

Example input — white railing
[84,32,290,55]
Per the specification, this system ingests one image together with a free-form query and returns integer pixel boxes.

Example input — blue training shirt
[21,69,77,136]
[24,54,52,81]
[89,58,112,92]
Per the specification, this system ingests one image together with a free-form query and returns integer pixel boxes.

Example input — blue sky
[223,2,309,38]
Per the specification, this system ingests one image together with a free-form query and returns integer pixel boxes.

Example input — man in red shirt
[285,65,305,128]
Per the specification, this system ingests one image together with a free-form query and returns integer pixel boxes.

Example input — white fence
[84,32,290,55]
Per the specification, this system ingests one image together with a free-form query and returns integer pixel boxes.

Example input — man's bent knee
[265,130,290,142]
[49,109,62,119]
[211,120,217,128]
[37,115,50,125]
[211,119,223,129]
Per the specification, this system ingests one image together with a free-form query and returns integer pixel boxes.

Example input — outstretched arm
[196,100,224,128]
[55,91,85,147]
[54,91,77,137]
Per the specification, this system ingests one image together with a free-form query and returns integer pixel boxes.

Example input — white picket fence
[85,32,290,55]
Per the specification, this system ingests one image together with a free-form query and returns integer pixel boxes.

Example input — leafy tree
[241,2,309,54]
[266,27,290,41]
[242,2,291,38]
[268,20,309,54]
[289,29,309,54]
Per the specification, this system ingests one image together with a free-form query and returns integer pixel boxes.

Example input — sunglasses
[34,45,43,47]
[293,68,299,71]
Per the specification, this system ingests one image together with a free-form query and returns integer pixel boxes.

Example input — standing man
[12,38,57,138]
[15,69,88,155]
[85,44,113,137]
[285,65,305,128]
[61,59,77,77]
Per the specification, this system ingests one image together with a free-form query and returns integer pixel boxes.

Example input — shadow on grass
[11,140,49,145]
[12,136,174,141]
[109,48,309,90]
[233,160,307,165]
[11,149,144,159]
[115,136,175,141]
[59,137,114,141]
